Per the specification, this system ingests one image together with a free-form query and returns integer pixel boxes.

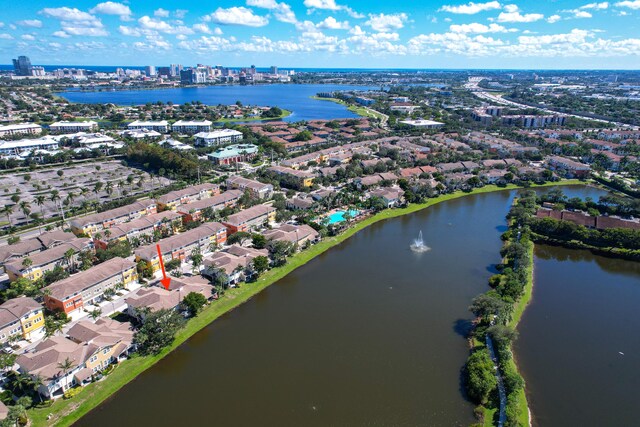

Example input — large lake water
[56,84,376,122]
[516,245,640,426]
[73,185,626,427]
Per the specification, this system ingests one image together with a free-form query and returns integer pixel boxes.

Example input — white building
[399,119,445,129]
[49,121,98,134]
[0,136,59,156]
[0,123,42,137]
[171,120,212,134]
[127,120,169,133]
[194,129,244,147]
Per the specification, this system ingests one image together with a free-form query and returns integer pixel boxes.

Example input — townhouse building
[135,222,227,273]
[0,230,77,265]
[69,200,157,236]
[0,297,45,343]
[93,211,183,250]
[222,205,277,234]
[156,183,220,211]
[17,318,134,399]
[126,276,213,319]
[202,245,269,285]
[43,257,138,316]
[267,165,315,187]
[4,238,92,282]
[225,176,273,199]
[177,190,242,223]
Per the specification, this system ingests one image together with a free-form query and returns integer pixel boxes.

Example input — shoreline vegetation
[309,95,387,121]
[29,180,582,427]
[467,192,536,427]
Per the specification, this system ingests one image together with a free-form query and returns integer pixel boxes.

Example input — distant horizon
[1,63,639,72]
[2,1,640,69]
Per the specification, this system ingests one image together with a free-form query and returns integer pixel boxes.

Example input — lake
[56,84,376,122]
[516,245,640,427]
[73,186,620,427]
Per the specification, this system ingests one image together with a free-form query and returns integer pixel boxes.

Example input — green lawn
[30,181,580,426]
[213,109,291,123]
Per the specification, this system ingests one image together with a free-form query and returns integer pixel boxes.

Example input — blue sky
[1,0,639,68]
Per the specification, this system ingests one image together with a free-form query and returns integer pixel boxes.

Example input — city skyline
[0,1,640,69]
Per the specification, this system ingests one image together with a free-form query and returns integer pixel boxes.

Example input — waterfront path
[486,334,506,427]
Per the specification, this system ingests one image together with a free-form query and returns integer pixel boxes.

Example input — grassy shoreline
[310,96,386,120]
[31,180,581,427]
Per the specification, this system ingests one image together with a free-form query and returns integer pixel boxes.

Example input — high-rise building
[270,66,278,75]
[157,67,171,78]
[170,64,183,77]
[250,65,257,75]
[180,69,206,84]
[145,66,156,77]
[12,56,32,76]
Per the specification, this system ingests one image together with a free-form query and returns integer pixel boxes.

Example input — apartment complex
[49,121,98,134]
[0,123,42,138]
[194,129,244,147]
[127,120,170,133]
[171,120,212,134]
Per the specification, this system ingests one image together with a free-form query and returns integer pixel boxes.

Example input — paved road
[486,334,507,427]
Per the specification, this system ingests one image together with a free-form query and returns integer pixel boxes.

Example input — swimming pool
[327,209,359,225]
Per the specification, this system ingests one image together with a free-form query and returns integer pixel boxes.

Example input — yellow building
[0,297,45,343]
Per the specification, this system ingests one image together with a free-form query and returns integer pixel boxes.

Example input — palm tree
[89,308,102,321]
[50,190,66,224]
[57,357,75,393]
[31,375,44,404]
[105,181,114,198]
[18,201,31,226]
[64,248,76,272]
[34,194,46,220]
[1,204,14,227]
[21,257,33,272]
[93,182,103,204]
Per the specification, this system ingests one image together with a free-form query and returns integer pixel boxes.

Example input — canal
[74,186,617,426]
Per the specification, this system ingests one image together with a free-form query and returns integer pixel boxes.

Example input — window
[90,355,97,363]
[102,348,109,355]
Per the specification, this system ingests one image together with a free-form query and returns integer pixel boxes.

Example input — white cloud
[205,7,269,27]
[580,2,609,9]
[304,0,340,10]
[317,16,349,29]
[16,20,43,28]
[214,27,223,35]
[21,34,35,40]
[571,10,593,18]
[449,22,515,33]
[0,33,13,39]
[138,16,194,34]
[615,0,640,8]
[90,2,132,20]
[365,13,408,32]
[175,10,189,19]
[154,8,170,18]
[49,42,62,48]
[193,23,212,34]
[40,7,98,23]
[53,30,70,38]
[439,1,502,14]
[497,6,544,22]
[303,0,364,19]
[547,14,561,23]
[63,26,109,36]
[118,25,141,36]
[246,0,297,24]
